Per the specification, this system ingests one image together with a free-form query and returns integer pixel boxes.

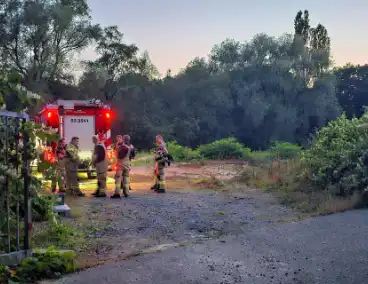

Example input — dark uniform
[51,143,66,193]
[92,139,108,197]
[65,140,85,197]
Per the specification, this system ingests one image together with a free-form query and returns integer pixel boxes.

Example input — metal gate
[0,110,32,265]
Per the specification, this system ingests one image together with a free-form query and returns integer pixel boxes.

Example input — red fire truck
[35,99,114,178]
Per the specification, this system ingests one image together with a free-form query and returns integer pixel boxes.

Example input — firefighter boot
[111,185,121,199]
[155,168,166,193]
[73,188,85,197]
[96,172,108,197]
[111,181,122,198]
[92,181,101,196]
[94,182,107,198]
[110,193,121,199]
[121,181,133,191]
[95,191,107,198]
[156,186,166,193]
[151,176,159,190]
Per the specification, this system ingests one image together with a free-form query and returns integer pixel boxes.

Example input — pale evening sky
[80,0,367,75]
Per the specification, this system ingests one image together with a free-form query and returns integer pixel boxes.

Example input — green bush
[12,246,77,282]
[167,141,202,161]
[246,151,276,164]
[0,265,10,283]
[302,112,368,203]
[269,141,301,159]
[198,137,249,160]
[245,142,301,165]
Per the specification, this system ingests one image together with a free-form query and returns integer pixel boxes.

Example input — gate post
[22,129,32,253]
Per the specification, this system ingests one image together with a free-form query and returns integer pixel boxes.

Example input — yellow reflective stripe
[159,181,166,184]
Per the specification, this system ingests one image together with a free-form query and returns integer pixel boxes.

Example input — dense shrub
[246,151,276,164]
[11,246,77,282]
[269,141,301,159]
[168,138,300,163]
[302,112,368,204]
[167,141,202,161]
[245,142,300,164]
[198,137,249,160]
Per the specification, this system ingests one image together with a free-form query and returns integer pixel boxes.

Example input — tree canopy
[0,5,364,150]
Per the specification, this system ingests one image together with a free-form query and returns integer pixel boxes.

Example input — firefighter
[114,135,134,191]
[151,135,169,193]
[111,135,131,198]
[121,136,135,191]
[51,138,67,193]
[91,135,108,197]
[65,137,85,197]
[114,135,123,155]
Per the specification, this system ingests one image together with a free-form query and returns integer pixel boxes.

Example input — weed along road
[42,165,368,284]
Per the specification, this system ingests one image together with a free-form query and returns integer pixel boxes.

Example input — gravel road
[42,164,368,284]
[47,208,368,284]
[65,186,295,265]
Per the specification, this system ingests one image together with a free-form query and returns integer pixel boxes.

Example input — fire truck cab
[36,99,114,178]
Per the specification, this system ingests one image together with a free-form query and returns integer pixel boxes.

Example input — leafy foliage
[0,0,100,91]
[198,138,250,160]
[7,246,77,283]
[0,2,365,215]
[335,64,368,119]
[167,141,202,161]
[69,9,341,151]
[0,6,346,152]
[269,141,302,159]
[0,114,58,253]
[302,112,368,203]
[0,265,10,283]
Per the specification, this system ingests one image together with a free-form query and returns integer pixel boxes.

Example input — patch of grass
[274,189,361,216]
[32,194,104,257]
[190,176,223,189]
[234,159,362,216]
[132,152,153,166]
[246,151,276,165]
[32,219,87,252]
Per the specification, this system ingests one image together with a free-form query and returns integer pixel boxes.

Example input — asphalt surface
[50,208,368,284]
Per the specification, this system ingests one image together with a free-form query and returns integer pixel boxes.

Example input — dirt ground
[39,162,297,269]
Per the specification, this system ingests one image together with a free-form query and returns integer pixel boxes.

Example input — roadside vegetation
[0,119,86,283]
[0,0,368,281]
[167,115,368,217]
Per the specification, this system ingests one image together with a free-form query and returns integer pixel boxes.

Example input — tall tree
[82,25,157,100]
[0,0,100,93]
[292,10,331,85]
[208,33,340,148]
[335,64,368,118]
[294,10,310,44]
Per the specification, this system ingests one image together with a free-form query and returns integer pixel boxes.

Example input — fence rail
[0,110,32,265]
